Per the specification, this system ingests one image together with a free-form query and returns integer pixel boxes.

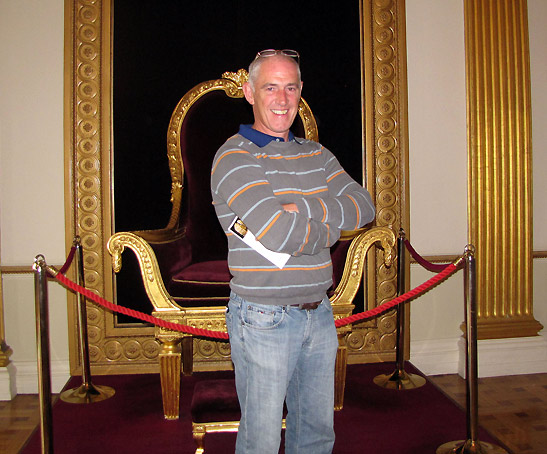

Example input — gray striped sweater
[210,132,375,306]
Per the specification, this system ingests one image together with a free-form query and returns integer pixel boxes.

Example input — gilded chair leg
[159,340,182,420]
[334,334,348,411]
[192,424,206,454]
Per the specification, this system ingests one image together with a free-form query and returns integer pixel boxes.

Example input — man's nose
[276,90,288,105]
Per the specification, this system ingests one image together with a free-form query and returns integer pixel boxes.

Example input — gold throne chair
[107,69,395,420]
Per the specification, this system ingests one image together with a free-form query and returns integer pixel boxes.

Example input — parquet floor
[429,373,547,454]
[0,373,546,453]
[0,395,44,453]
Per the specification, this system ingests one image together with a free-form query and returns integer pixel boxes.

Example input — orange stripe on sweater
[230,263,331,272]
[256,211,282,241]
[296,223,311,254]
[273,188,327,196]
[327,170,345,182]
[228,181,269,206]
[211,150,249,175]
[256,150,322,160]
[346,195,361,230]
[318,199,327,223]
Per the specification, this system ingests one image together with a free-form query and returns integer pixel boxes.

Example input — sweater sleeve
[293,146,376,230]
[211,147,340,256]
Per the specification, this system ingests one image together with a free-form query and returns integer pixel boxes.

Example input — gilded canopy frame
[64,0,409,374]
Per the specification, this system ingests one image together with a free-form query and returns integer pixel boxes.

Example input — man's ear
[243,82,254,105]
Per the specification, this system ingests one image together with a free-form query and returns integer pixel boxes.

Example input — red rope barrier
[58,245,77,275]
[335,262,460,327]
[51,271,229,340]
[404,239,450,273]
[49,260,462,339]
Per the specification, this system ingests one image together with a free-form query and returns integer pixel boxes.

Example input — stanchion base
[373,369,427,390]
[437,439,508,454]
[60,382,115,404]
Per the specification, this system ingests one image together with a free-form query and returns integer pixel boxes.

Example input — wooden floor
[1,373,546,453]
[429,372,547,454]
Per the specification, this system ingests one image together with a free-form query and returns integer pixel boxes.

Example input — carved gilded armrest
[107,231,182,313]
[331,226,395,411]
[108,231,190,419]
[330,226,396,309]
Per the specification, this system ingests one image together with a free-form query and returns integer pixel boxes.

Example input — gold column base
[0,341,13,367]
[373,368,426,390]
[463,318,544,340]
[60,382,115,404]
[437,439,508,454]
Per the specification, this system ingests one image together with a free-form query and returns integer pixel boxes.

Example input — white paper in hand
[229,217,290,269]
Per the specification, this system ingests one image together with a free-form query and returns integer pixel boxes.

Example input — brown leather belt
[293,301,322,310]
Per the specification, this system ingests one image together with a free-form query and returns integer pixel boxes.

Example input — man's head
[243,49,303,141]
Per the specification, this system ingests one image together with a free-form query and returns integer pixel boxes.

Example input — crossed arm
[211,146,375,257]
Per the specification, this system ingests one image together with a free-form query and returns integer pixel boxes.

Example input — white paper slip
[229,216,291,269]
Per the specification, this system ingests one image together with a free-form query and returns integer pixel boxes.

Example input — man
[210,49,375,454]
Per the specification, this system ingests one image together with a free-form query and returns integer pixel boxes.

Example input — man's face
[243,56,303,141]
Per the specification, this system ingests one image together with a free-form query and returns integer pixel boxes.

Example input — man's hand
[282,203,299,213]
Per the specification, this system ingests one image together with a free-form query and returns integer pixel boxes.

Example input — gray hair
[247,55,301,91]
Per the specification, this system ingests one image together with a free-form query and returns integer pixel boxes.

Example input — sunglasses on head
[254,49,300,64]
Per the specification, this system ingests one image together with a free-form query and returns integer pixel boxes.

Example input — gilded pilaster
[465,0,542,338]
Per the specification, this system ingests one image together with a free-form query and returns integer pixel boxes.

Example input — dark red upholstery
[168,260,231,306]
[329,239,352,296]
[191,378,287,423]
[179,92,253,264]
[191,379,240,423]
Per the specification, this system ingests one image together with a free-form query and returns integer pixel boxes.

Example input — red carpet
[21,362,510,453]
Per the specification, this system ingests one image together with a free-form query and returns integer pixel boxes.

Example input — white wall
[406,0,468,256]
[0,0,69,393]
[530,0,547,251]
[0,0,546,396]
[529,0,547,358]
[406,0,468,356]
[406,0,547,376]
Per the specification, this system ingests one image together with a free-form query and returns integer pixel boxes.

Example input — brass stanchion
[374,229,426,389]
[60,237,114,403]
[437,246,507,454]
[34,255,54,453]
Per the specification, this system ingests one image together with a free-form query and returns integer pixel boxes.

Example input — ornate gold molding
[65,0,159,374]
[465,0,543,339]
[348,0,409,362]
[65,0,408,373]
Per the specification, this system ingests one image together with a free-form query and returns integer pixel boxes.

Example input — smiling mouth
[272,109,288,115]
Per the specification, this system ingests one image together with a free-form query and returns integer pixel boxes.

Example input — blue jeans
[226,292,338,454]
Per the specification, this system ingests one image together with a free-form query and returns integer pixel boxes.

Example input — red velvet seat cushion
[191,379,240,423]
[168,260,231,307]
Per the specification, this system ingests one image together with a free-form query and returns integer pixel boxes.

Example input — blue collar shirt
[238,124,299,148]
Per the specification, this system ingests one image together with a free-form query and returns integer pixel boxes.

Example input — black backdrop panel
[113,1,363,320]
